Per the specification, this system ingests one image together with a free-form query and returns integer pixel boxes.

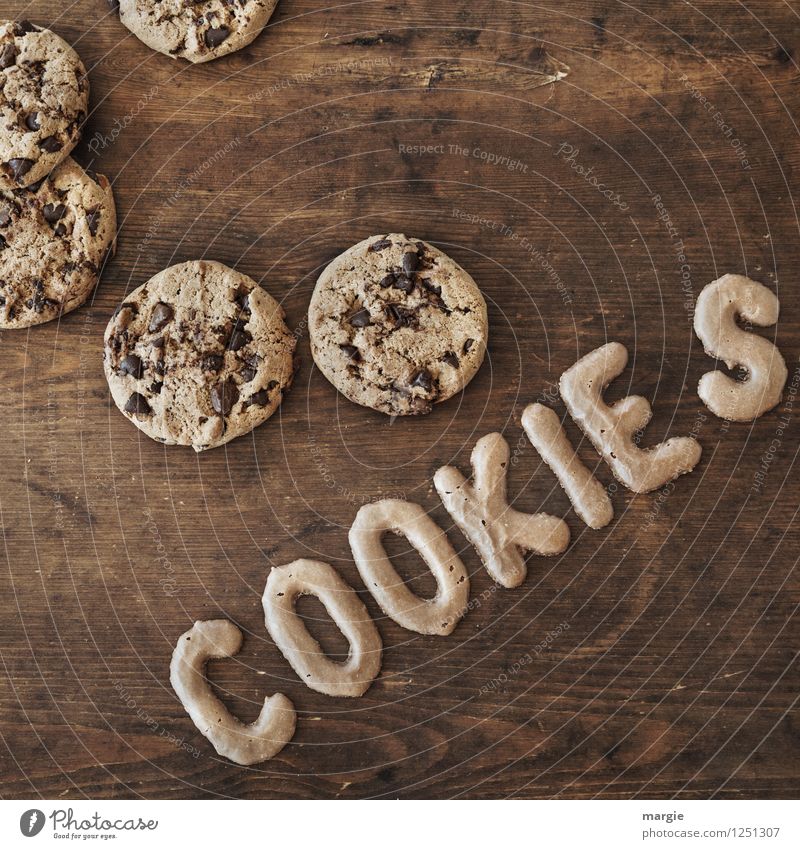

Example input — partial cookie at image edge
[0,157,116,329]
[117,0,279,64]
[0,19,89,189]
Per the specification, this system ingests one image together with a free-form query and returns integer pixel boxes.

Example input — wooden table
[0,0,797,799]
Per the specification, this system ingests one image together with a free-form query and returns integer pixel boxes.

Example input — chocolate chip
[124,392,151,417]
[239,360,258,383]
[238,354,259,382]
[0,235,6,250]
[53,223,66,237]
[386,303,402,324]
[402,251,419,274]
[25,293,41,311]
[0,43,18,69]
[379,273,396,288]
[201,353,224,372]
[210,378,239,415]
[205,26,230,48]
[393,274,414,294]
[340,344,361,361]
[24,112,40,131]
[246,381,279,407]
[119,354,144,378]
[0,206,10,228]
[420,278,442,296]
[26,177,45,193]
[43,203,66,224]
[7,158,33,180]
[107,0,120,10]
[348,308,371,327]
[86,208,100,235]
[229,329,251,351]
[150,381,163,394]
[14,21,36,35]
[462,338,475,354]
[386,303,414,327]
[441,351,459,368]
[38,136,62,153]
[248,389,270,407]
[410,369,433,391]
[148,302,173,333]
[368,238,392,252]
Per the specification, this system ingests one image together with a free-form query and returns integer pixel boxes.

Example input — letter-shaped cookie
[349,499,470,635]
[263,559,382,697]
[694,274,787,421]
[433,434,570,588]
[170,619,296,765]
[559,343,701,493]
[521,403,613,529]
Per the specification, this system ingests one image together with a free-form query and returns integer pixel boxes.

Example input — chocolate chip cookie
[308,234,488,416]
[0,20,88,189]
[118,0,279,63]
[104,261,296,451]
[0,157,116,329]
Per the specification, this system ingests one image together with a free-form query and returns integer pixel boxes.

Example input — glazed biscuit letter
[170,620,296,765]
[349,499,470,635]
[521,403,613,529]
[263,559,382,697]
[559,342,702,493]
[434,433,570,588]
[694,275,787,421]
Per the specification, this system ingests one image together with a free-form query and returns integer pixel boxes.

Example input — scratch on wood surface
[671,670,747,692]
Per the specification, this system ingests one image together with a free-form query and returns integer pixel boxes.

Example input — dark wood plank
[0,0,798,799]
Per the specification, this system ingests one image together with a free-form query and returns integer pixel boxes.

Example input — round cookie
[0,20,89,188]
[0,157,116,329]
[104,261,296,451]
[308,234,488,416]
[117,0,279,64]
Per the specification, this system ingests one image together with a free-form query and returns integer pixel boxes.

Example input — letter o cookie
[263,559,382,698]
[349,499,470,635]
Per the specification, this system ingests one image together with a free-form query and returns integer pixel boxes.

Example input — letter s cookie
[694,274,787,421]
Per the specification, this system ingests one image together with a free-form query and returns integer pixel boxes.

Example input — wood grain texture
[0,0,798,799]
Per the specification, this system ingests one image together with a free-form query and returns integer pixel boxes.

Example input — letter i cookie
[522,403,613,529]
